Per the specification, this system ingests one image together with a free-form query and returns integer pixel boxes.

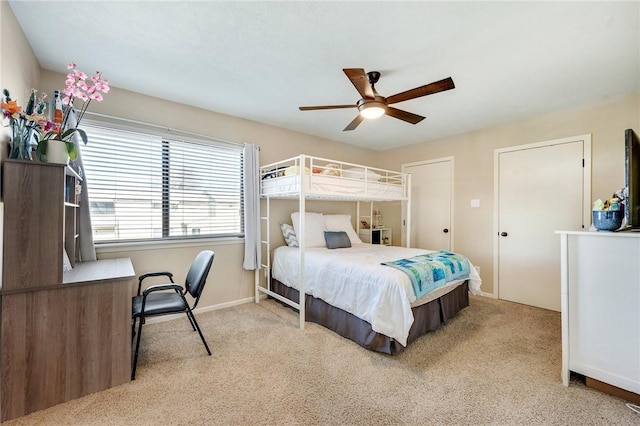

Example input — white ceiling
[8,1,640,151]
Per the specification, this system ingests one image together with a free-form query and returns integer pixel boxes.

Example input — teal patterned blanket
[381,250,471,298]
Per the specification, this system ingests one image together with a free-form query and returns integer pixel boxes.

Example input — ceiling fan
[299,68,455,131]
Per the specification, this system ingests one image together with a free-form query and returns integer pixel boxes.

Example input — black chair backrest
[184,250,214,306]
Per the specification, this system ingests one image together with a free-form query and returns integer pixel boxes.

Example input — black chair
[131,250,214,380]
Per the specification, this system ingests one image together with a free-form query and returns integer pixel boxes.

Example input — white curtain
[242,143,261,270]
[67,109,97,262]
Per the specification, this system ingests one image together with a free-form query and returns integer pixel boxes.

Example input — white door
[496,137,590,311]
[403,158,453,250]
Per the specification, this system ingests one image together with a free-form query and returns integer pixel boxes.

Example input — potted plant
[37,127,87,163]
[1,88,48,160]
[2,62,109,164]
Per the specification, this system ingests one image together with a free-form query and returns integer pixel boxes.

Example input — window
[80,122,244,243]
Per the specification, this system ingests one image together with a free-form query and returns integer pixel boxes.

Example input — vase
[8,124,33,160]
[46,139,69,165]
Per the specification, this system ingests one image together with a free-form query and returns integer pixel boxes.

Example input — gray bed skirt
[270,278,470,355]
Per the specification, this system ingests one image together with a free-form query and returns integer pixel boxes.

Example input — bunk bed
[255,154,482,354]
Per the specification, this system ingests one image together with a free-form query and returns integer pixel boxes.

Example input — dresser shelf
[359,227,392,246]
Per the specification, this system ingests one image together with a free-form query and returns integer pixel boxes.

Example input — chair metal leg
[186,309,211,356]
[131,317,137,343]
[132,316,144,380]
[186,310,197,331]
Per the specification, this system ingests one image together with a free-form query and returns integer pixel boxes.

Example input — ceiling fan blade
[386,77,455,105]
[299,104,357,111]
[386,106,425,125]
[343,114,365,131]
[343,68,375,100]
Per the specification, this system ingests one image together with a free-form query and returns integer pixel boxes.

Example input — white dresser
[557,230,640,395]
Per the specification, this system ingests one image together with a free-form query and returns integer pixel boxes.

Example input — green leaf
[25,90,36,115]
[36,102,46,115]
[66,142,78,160]
[76,128,88,145]
[42,130,57,140]
[37,139,48,155]
[60,128,77,139]
[59,128,88,145]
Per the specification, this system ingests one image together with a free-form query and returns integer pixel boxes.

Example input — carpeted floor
[5,295,639,425]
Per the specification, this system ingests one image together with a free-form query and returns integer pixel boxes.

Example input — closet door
[403,157,453,251]
[496,137,588,311]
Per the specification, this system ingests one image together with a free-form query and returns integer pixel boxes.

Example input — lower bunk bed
[271,278,469,354]
[269,245,482,354]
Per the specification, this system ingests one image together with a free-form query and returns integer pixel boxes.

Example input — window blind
[80,123,244,243]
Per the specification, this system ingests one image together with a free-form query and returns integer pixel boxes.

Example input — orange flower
[1,99,21,115]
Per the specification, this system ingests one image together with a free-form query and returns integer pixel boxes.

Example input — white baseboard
[144,295,265,324]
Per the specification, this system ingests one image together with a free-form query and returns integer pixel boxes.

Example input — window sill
[95,236,244,254]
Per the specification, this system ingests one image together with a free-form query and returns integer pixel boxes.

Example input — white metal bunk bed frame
[254,154,412,330]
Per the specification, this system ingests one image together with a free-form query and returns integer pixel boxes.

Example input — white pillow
[280,223,298,247]
[283,165,311,176]
[342,167,382,182]
[323,214,363,245]
[291,212,326,247]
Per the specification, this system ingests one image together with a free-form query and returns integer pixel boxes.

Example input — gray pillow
[324,231,351,249]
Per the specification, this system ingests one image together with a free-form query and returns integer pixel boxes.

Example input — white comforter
[271,245,482,346]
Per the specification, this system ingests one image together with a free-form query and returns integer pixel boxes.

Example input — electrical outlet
[471,199,480,208]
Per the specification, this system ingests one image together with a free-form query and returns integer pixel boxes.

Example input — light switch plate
[471,199,480,208]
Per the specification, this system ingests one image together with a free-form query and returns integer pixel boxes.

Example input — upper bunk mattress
[261,174,405,200]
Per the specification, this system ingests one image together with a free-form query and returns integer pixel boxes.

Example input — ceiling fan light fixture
[358,99,387,119]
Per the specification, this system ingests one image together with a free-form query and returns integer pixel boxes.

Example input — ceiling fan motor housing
[357,96,387,116]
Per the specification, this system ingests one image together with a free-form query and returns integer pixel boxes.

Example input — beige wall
[378,94,640,295]
[0,1,41,154]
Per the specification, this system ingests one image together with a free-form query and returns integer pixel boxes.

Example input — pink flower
[43,120,56,131]
[58,62,109,130]
[96,82,110,93]
[74,69,87,80]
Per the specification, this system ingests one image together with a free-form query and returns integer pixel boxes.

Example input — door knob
[500,231,508,237]
[443,229,449,233]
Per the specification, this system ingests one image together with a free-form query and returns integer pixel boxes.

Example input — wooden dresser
[1,160,134,421]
